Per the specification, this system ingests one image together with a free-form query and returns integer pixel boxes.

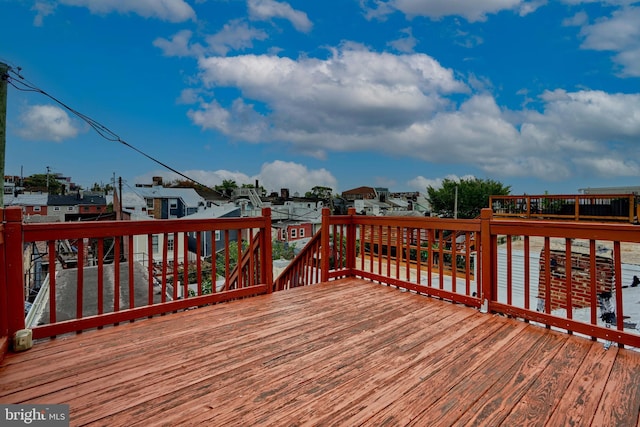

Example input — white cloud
[17,105,80,142]
[577,6,640,76]
[534,89,640,141]
[248,0,313,32]
[517,0,546,16]
[573,157,640,176]
[59,0,196,22]
[188,98,269,142]
[154,30,203,57]
[32,1,56,26]
[562,11,588,27]
[205,20,269,56]
[184,43,640,183]
[190,44,467,152]
[154,21,268,58]
[364,0,530,22]
[258,161,338,194]
[388,27,418,53]
[135,161,337,195]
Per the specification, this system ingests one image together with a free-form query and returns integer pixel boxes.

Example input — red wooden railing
[277,207,640,348]
[2,206,273,342]
[3,205,640,358]
[490,193,638,223]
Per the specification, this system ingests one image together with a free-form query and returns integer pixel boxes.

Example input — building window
[167,235,174,252]
[215,230,221,241]
[146,198,154,209]
[53,207,60,211]
[152,235,159,253]
[169,199,178,209]
[67,206,74,211]
[33,206,41,212]
[83,206,90,212]
[299,228,305,238]
[291,228,297,239]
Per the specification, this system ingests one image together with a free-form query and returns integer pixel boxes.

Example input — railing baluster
[224,230,230,291]
[613,241,623,342]
[565,238,573,327]
[172,232,178,300]
[128,235,134,310]
[114,236,120,315]
[77,239,84,321]
[48,240,57,324]
[147,234,154,307]
[523,235,530,312]
[544,237,551,318]
[196,232,202,296]
[183,232,188,298]
[97,237,104,317]
[452,230,457,294]
[589,239,597,337]
[506,235,512,306]
[161,233,168,303]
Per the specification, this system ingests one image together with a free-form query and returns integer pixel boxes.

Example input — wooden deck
[2,278,640,426]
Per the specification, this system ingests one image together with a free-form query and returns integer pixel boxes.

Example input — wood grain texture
[1,278,639,427]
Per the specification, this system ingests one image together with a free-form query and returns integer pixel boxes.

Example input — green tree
[215,239,248,277]
[272,241,296,260]
[23,173,64,194]
[215,179,238,197]
[427,177,511,219]
[305,186,333,199]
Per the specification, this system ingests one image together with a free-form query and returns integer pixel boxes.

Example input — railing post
[4,207,26,341]
[479,208,493,313]
[346,208,356,275]
[261,207,273,293]
[321,207,331,282]
[0,208,7,357]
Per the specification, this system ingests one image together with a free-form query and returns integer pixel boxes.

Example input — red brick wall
[538,249,613,310]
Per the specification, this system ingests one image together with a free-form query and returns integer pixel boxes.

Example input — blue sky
[2,0,640,196]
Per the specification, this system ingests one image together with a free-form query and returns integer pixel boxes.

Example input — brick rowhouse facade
[538,248,614,311]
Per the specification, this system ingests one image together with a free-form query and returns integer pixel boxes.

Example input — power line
[5,65,228,199]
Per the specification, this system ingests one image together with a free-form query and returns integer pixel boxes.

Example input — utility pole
[118,176,123,220]
[454,185,458,219]
[0,62,9,207]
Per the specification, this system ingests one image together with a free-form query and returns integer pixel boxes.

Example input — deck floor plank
[499,337,593,427]
[545,343,619,426]
[296,316,519,427]
[65,281,418,425]
[1,277,639,427]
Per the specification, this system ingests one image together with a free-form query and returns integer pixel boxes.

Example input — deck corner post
[4,207,26,342]
[479,208,493,314]
[261,207,274,293]
[321,207,331,282]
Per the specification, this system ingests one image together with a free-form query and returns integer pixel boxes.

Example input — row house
[4,193,108,222]
[273,220,313,243]
[47,194,109,222]
[123,186,206,219]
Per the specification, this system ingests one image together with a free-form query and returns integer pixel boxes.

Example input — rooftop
[3,278,639,425]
